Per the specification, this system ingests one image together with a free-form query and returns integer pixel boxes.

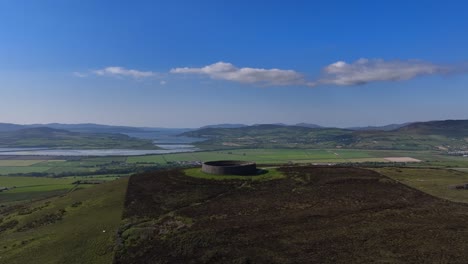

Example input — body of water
[0,147,198,156]
[0,129,204,156]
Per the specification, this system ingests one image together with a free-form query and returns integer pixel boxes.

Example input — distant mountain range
[346,123,412,131]
[0,123,147,133]
[0,119,467,151]
[0,127,158,149]
[199,124,248,129]
[181,119,468,151]
[396,120,468,137]
[0,123,195,134]
[295,123,323,128]
[198,122,406,130]
[0,119,466,135]
[202,123,323,129]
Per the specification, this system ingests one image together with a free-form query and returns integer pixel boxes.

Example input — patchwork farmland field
[127,149,385,164]
[1,176,76,205]
[0,160,45,166]
[0,149,467,178]
[128,148,468,166]
[0,157,133,176]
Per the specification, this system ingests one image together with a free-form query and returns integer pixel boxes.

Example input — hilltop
[0,127,158,149]
[347,123,411,131]
[115,166,468,263]
[0,123,150,134]
[199,124,248,129]
[396,120,468,136]
[181,120,468,151]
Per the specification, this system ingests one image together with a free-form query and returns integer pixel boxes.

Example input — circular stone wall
[202,160,257,176]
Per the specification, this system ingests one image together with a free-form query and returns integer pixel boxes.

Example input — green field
[0,160,45,166]
[128,148,468,166]
[1,149,466,179]
[0,157,133,176]
[373,167,468,203]
[453,168,468,172]
[0,176,76,187]
[127,148,377,164]
[63,174,126,181]
[0,176,78,205]
[0,178,128,264]
[31,160,67,166]
[0,166,52,175]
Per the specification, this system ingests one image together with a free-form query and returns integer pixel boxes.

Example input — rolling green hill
[396,120,468,136]
[181,120,468,151]
[0,127,158,149]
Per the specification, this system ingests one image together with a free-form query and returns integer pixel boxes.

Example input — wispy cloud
[171,59,450,87]
[77,59,457,87]
[314,58,448,86]
[73,72,87,78]
[170,62,307,86]
[93,66,156,78]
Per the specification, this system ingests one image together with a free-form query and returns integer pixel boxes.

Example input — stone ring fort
[201,160,257,175]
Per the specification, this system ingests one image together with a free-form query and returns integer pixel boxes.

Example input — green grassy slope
[0,176,77,205]
[0,127,158,149]
[0,178,128,264]
[181,121,468,151]
[373,167,468,203]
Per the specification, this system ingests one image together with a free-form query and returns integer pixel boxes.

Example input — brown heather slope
[115,167,468,264]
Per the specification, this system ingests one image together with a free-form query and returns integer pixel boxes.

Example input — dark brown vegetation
[115,166,468,264]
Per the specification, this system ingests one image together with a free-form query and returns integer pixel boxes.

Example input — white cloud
[93,66,156,78]
[73,72,87,78]
[315,58,447,86]
[171,62,306,86]
[77,59,454,87]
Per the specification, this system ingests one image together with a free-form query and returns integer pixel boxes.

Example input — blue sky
[1,0,467,128]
